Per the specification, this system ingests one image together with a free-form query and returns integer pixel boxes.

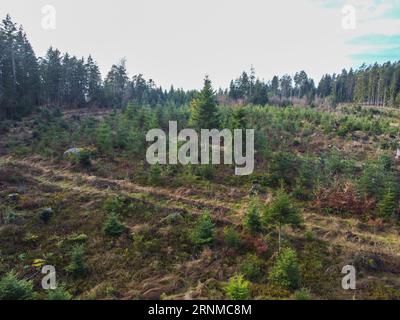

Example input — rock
[64,147,81,158]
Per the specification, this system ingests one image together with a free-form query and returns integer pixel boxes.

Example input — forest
[1,15,400,120]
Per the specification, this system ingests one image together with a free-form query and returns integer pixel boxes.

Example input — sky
[1,0,399,90]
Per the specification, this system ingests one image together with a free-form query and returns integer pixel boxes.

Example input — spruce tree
[189,77,220,130]
[244,199,262,233]
[378,189,397,219]
[264,189,302,251]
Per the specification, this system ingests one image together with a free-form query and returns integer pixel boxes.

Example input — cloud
[312,0,400,68]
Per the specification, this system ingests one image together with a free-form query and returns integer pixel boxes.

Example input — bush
[244,199,262,233]
[103,213,125,236]
[66,245,87,276]
[39,208,54,224]
[293,157,315,200]
[148,164,163,185]
[267,152,299,187]
[240,254,264,282]
[0,271,34,300]
[77,149,92,167]
[47,285,72,300]
[269,248,301,290]
[4,209,17,224]
[224,227,241,249]
[103,196,133,216]
[191,212,215,246]
[225,274,251,300]
[65,148,92,167]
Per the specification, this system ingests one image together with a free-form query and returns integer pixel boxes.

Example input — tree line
[0,15,196,119]
[1,15,400,120]
[226,63,400,108]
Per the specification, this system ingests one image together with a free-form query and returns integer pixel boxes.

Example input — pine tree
[189,77,220,130]
[86,55,103,106]
[40,47,62,105]
[103,213,125,236]
[225,274,250,300]
[244,199,262,233]
[264,189,302,251]
[104,59,129,107]
[269,247,301,290]
[191,212,215,246]
[378,189,397,219]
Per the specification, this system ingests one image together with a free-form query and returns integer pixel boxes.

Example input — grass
[1,104,400,300]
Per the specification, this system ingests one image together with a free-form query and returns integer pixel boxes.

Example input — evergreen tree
[0,271,34,300]
[40,47,62,105]
[104,59,129,107]
[244,198,262,233]
[264,189,302,251]
[189,77,220,130]
[378,189,397,219]
[269,247,301,290]
[191,212,215,246]
[225,274,251,300]
[86,55,103,106]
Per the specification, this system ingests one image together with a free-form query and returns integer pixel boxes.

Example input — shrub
[65,148,92,167]
[77,149,92,167]
[244,199,262,233]
[267,152,299,187]
[191,212,215,246]
[293,157,315,200]
[193,165,214,180]
[240,254,264,282]
[224,226,241,249]
[269,247,301,290]
[315,181,375,216]
[357,160,398,200]
[66,245,87,276]
[148,164,163,185]
[4,209,17,224]
[39,208,54,224]
[103,213,125,236]
[47,285,72,300]
[225,274,251,300]
[103,196,133,216]
[0,271,34,300]
[378,189,397,219]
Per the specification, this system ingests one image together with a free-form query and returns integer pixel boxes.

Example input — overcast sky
[1,0,399,89]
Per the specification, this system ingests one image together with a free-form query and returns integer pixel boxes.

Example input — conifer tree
[264,189,302,251]
[189,77,220,130]
[378,189,397,219]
